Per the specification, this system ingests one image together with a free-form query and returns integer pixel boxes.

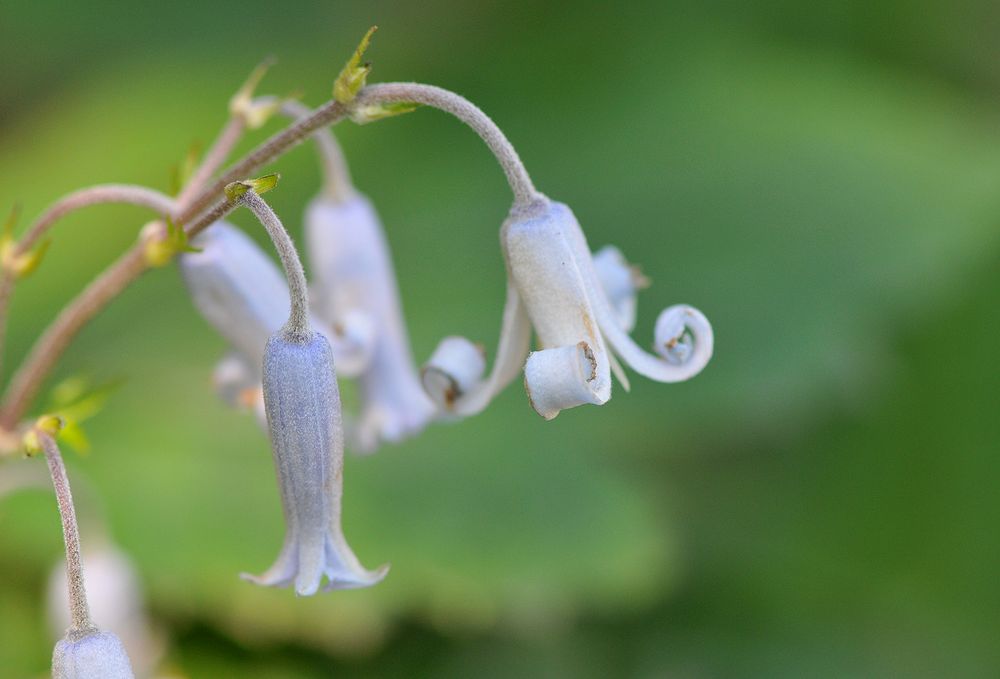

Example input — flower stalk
[39,431,93,634]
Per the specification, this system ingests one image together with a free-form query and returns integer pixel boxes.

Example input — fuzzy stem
[279,99,355,201]
[40,434,94,634]
[176,117,247,209]
[177,100,349,225]
[0,81,530,424]
[0,185,177,381]
[0,103,352,427]
[0,197,237,428]
[354,83,541,207]
[237,191,310,338]
[16,185,178,256]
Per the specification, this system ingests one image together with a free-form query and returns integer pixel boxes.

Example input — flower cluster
[0,29,714,676]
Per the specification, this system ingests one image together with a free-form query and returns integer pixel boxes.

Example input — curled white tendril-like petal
[422,199,713,420]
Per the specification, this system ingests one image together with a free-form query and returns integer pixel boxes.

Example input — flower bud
[242,331,388,595]
[48,547,164,678]
[52,628,134,679]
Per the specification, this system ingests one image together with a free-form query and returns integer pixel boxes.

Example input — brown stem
[177,100,348,225]
[176,117,246,209]
[0,197,236,427]
[0,186,178,381]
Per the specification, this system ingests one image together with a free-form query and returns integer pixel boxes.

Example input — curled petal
[599,300,713,383]
[524,341,608,420]
[326,309,376,379]
[421,336,486,412]
[502,200,612,413]
[421,279,531,417]
[592,245,648,333]
[558,206,714,383]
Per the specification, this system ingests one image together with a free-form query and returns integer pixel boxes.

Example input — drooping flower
[228,185,388,596]
[52,628,135,679]
[306,192,434,452]
[242,330,389,594]
[422,198,713,420]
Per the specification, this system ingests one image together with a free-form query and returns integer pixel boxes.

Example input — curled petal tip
[523,341,609,420]
[421,336,487,411]
[654,305,713,376]
[323,562,390,592]
[326,309,376,378]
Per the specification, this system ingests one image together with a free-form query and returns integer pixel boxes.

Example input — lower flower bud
[52,628,134,679]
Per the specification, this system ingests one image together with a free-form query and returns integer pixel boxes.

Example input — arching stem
[279,99,355,201]
[40,433,94,635]
[234,189,310,339]
[354,82,542,208]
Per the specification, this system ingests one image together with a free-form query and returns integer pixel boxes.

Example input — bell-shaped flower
[422,198,713,420]
[180,221,371,415]
[242,330,389,595]
[52,628,134,679]
[306,192,434,452]
[227,184,387,596]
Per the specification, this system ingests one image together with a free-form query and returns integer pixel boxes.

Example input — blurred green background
[2,1,1000,676]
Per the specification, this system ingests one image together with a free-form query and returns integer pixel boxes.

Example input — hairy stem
[0,197,237,428]
[237,191,310,338]
[279,99,354,201]
[0,186,177,379]
[0,82,531,425]
[175,117,246,209]
[355,82,541,207]
[16,185,178,256]
[41,433,94,634]
[178,100,349,225]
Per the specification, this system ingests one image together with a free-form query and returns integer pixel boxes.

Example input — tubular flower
[180,221,370,413]
[242,331,389,595]
[52,628,134,679]
[230,186,387,596]
[306,193,434,452]
[422,198,713,420]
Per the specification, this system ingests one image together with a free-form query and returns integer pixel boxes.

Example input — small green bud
[141,218,199,268]
[22,414,64,455]
[349,100,421,125]
[224,173,281,202]
[334,26,377,104]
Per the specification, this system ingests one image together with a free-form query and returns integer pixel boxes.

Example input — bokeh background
[2,1,1000,676]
